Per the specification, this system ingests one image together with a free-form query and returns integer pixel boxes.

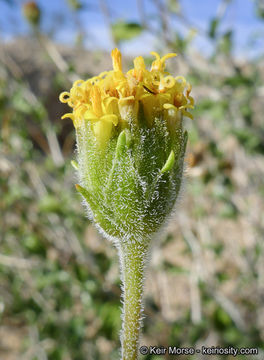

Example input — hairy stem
[119,239,149,360]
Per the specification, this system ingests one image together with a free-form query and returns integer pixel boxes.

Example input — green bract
[76,108,187,242]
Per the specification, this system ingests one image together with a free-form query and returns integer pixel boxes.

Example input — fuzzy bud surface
[60,49,194,242]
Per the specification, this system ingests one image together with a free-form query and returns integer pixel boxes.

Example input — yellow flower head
[59,49,194,143]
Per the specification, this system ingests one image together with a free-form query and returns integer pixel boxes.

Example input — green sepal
[75,184,98,211]
[75,184,106,226]
[75,184,125,239]
[184,130,188,152]
[106,130,127,191]
[161,150,175,173]
[71,160,79,170]
[115,130,127,159]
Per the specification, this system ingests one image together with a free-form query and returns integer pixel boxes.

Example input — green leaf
[218,30,233,55]
[67,0,82,11]
[208,17,220,39]
[255,0,264,19]
[111,21,143,43]
[167,0,181,14]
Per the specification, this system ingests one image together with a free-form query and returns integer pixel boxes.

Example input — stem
[119,239,149,360]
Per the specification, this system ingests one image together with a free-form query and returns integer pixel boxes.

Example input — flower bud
[22,1,41,26]
[59,49,194,242]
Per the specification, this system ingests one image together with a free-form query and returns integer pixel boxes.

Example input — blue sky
[0,0,263,58]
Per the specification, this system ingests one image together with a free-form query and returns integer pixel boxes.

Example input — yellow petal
[61,113,74,120]
[93,120,113,144]
[59,92,70,103]
[100,114,118,126]
[163,103,177,110]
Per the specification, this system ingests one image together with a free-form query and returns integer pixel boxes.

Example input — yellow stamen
[134,56,145,71]
[90,86,103,117]
[111,48,122,72]
[132,56,146,82]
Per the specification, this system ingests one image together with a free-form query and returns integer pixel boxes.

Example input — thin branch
[36,33,79,83]
[98,0,117,46]
[137,0,147,28]
[46,128,65,167]
[152,0,171,46]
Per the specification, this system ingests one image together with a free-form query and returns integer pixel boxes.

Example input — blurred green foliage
[112,21,143,44]
[1,0,264,359]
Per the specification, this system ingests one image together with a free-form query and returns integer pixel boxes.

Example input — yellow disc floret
[59,48,194,142]
[150,52,177,71]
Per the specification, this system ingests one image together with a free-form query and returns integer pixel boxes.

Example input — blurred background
[0,0,264,359]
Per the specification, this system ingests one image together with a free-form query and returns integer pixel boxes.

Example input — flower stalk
[119,239,150,360]
[59,48,194,360]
